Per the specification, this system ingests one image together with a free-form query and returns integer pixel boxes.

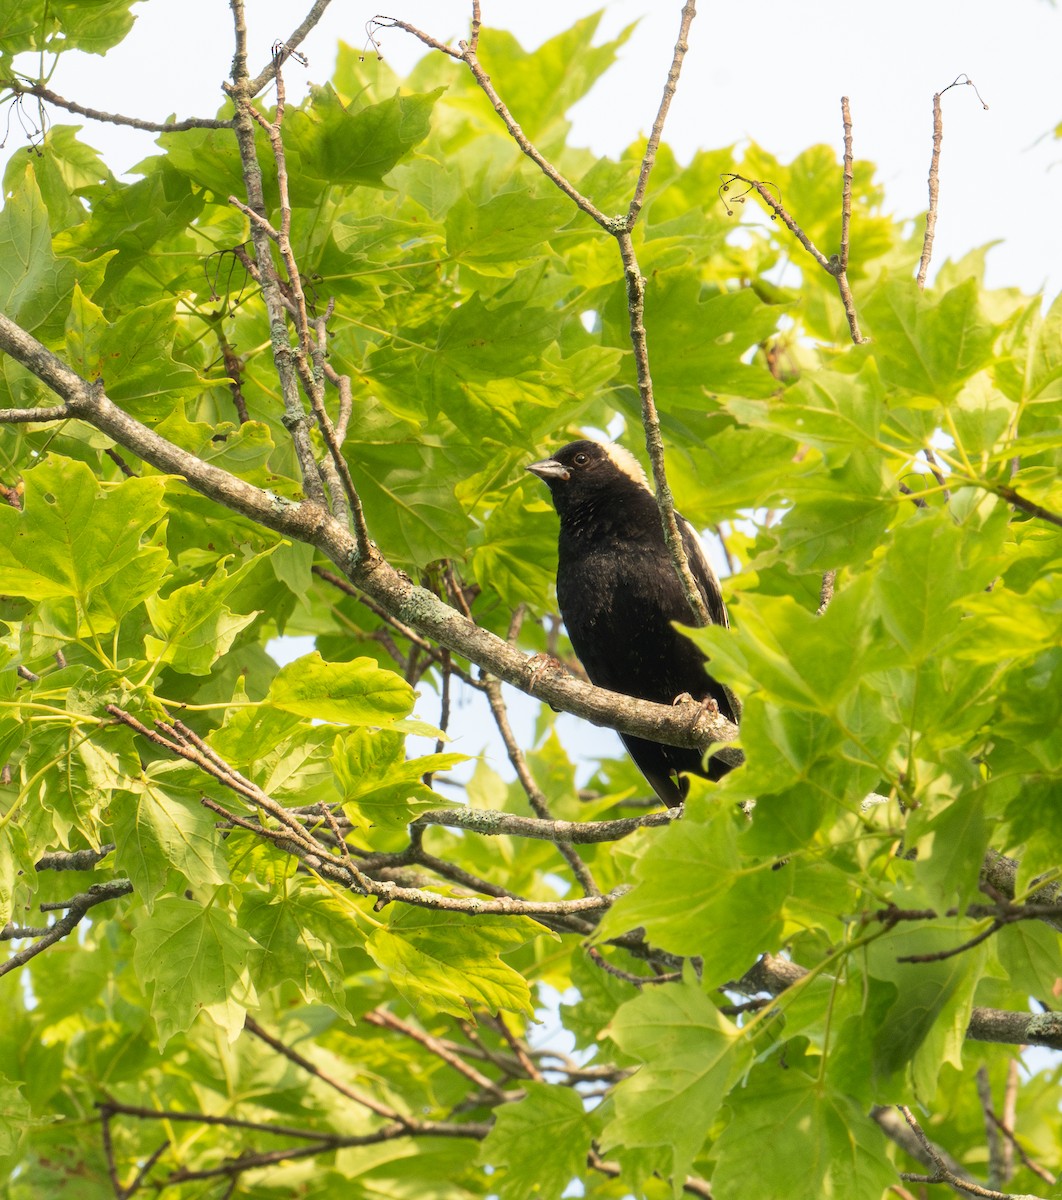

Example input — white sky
[6,0,1062,782]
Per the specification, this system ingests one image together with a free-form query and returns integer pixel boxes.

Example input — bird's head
[526,440,649,515]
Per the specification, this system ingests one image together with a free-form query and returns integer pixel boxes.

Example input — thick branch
[733,954,1062,1051]
[416,806,679,844]
[0,310,737,756]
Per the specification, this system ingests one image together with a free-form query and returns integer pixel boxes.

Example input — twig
[897,1106,1043,1200]
[244,1015,408,1123]
[245,0,336,99]
[243,61,371,555]
[488,1014,542,1082]
[617,228,712,625]
[833,96,866,342]
[817,569,836,615]
[917,91,944,290]
[2,79,231,132]
[0,403,72,423]
[415,805,679,844]
[1001,1060,1020,1184]
[917,75,989,290]
[481,673,600,896]
[990,484,1062,530]
[363,1009,511,1103]
[976,1066,1004,1190]
[588,946,680,987]
[223,22,327,509]
[626,1,696,227]
[36,845,115,871]
[98,1098,335,1142]
[0,880,133,978]
[987,1111,1057,1187]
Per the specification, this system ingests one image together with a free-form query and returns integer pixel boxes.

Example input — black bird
[527,439,737,806]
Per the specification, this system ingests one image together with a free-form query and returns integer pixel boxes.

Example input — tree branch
[897,1105,1043,1200]
[0,310,738,755]
[0,880,133,978]
[415,805,679,844]
[1,79,232,132]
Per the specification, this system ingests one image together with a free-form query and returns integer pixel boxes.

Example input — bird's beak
[526,458,570,482]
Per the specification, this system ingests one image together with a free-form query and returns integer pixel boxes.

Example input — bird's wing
[678,515,729,629]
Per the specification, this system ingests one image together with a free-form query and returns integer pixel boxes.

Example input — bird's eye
[573,452,589,466]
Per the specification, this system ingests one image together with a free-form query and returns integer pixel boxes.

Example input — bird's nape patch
[602,442,649,488]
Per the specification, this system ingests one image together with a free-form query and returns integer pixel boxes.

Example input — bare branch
[372,16,611,228]
[0,403,73,423]
[415,805,679,844]
[0,310,741,758]
[977,1066,1005,1190]
[834,95,865,342]
[0,880,133,978]
[917,75,989,289]
[363,1008,512,1103]
[897,1105,1043,1200]
[1,79,231,132]
[36,845,115,871]
[817,569,837,615]
[481,672,601,895]
[244,1015,408,1123]
[917,92,944,290]
[626,1,696,228]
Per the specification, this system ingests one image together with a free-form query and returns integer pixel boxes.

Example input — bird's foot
[525,652,564,690]
[673,692,719,716]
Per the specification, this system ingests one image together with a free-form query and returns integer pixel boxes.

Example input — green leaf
[600,979,750,1192]
[596,808,789,985]
[480,1081,594,1200]
[29,0,140,56]
[0,163,78,340]
[239,883,359,1020]
[469,484,557,612]
[637,275,780,405]
[145,555,263,675]
[110,762,229,907]
[268,651,415,725]
[365,906,543,1017]
[0,455,167,605]
[94,297,209,417]
[727,359,885,455]
[333,729,467,828]
[288,84,443,193]
[864,921,985,1100]
[876,509,1001,661]
[0,1074,31,1158]
[712,1060,895,1200]
[132,896,260,1050]
[446,188,572,271]
[863,276,999,401]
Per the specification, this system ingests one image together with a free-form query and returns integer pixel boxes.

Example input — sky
[6,0,1062,783]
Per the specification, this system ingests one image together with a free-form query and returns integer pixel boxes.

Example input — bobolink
[527,439,737,806]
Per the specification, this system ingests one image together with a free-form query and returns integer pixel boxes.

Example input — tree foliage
[1,3,1062,1198]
